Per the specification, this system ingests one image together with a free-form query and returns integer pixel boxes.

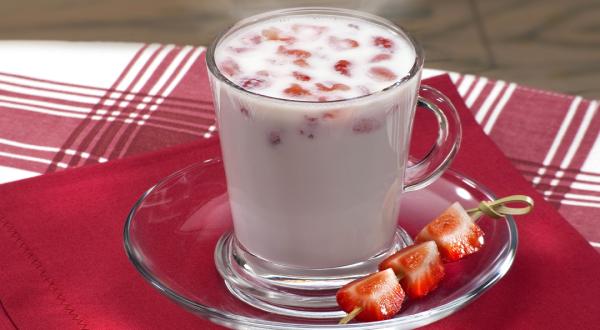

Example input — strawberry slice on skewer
[415,202,484,262]
[337,268,405,323]
[378,241,445,299]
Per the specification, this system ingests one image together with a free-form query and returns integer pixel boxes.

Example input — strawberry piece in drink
[334,59,352,76]
[370,53,392,63]
[336,268,405,323]
[379,241,445,299]
[293,59,309,67]
[293,71,311,81]
[241,34,262,45]
[352,117,381,134]
[261,27,295,43]
[283,84,311,97]
[368,67,397,81]
[373,36,394,50]
[239,77,269,90]
[218,58,240,77]
[315,82,350,92]
[278,46,311,58]
[415,202,485,262]
[329,36,360,50]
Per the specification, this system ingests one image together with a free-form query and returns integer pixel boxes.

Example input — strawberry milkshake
[208,8,460,274]
[208,8,461,316]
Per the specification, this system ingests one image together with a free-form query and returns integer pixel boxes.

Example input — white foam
[215,15,415,101]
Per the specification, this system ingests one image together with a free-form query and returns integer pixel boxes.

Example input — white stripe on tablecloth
[161,47,204,96]
[465,77,488,108]
[79,45,178,166]
[475,80,505,123]
[0,97,210,130]
[0,94,91,113]
[101,46,194,159]
[576,173,600,183]
[564,193,600,202]
[0,151,68,168]
[532,96,582,185]
[483,83,517,134]
[549,101,599,187]
[0,73,106,97]
[0,100,86,118]
[117,47,206,158]
[571,181,600,192]
[0,101,208,136]
[0,138,107,162]
[551,198,600,208]
[0,165,39,184]
[591,242,600,248]
[116,45,175,109]
[116,44,162,94]
[0,81,99,104]
[457,75,475,96]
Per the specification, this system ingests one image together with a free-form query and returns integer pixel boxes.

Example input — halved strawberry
[379,241,445,299]
[336,268,405,322]
[415,202,485,262]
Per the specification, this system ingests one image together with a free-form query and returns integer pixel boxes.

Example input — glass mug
[207,7,461,315]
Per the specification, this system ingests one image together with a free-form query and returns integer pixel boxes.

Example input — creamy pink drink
[211,15,420,268]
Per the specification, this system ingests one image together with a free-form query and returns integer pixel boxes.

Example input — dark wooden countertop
[1,0,598,98]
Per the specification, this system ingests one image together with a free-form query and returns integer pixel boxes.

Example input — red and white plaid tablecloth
[1,41,599,252]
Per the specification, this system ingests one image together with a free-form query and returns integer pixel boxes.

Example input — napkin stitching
[0,216,90,330]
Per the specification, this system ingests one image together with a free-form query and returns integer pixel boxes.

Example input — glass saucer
[124,158,517,329]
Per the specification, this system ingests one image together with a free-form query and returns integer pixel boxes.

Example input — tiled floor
[1,0,599,98]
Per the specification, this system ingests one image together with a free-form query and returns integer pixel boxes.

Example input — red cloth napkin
[1,75,599,329]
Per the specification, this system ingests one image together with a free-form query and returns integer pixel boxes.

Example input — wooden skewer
[339,307,363,324]
[339,195,534,324]
[466,195,534,223]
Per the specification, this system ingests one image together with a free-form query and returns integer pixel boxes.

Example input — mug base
[214,229,413,319]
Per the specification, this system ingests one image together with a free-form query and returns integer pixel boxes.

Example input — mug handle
[404,85,462,192]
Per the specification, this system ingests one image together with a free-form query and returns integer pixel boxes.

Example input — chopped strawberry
[329,36,360,50]
[262,27,295,43]
[368,67,397,81]
[370,53,392,63]
[278,46,311,58]
[352,117,381,133]
[239,77,268,90]
[283,83,311,97]
[374,36,394,50]
[336,268,405,322]
[322,111,340,119]
[334,60,351,76]
[293,71,311,81]
[379,241,445,299]
[268,131,282,146]
[315,82,350,92]
[415,202,485,262]
[218,59,240,77]
[241,34,262,45]
[293,59,309,67]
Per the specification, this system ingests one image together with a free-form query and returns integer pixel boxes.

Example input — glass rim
[205,7,425,105]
